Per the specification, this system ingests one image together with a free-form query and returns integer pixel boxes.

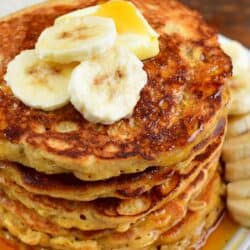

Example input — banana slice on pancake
[4,50,74,111]
[218,35,250,115]
[36,15,117,63]
[69,46,147,124]
[55,0,160,60]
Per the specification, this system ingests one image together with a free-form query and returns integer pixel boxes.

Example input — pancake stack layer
[0,0,231,249]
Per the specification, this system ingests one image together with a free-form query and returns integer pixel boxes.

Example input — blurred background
[181,0,250,46]
[0,0,249,46]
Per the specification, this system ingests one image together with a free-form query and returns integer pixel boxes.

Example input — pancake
[0,0,230,249]
[156,173,224,250]
[1,159,218,238]
[0,0,231,180]
[0,120,224,232]
[0,149,220,231]
[0,116,226,202]
[0,171,223,250]
[96,167,221,250]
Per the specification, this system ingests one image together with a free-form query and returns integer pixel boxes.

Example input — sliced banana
[4,50,74,111]
[228,180,250,200]
[55,0,160,60]
[69,46,147,124]
[219,35,249,77]
[228,199,250,218]
[36,16,117,63]
[227,181,250,227]
[222,131,250,162]
[227,198,250,227]
[218,35,250,115]
[229,213,250,228]
[222,33,250,227]
[226,158,250,182]
[227,113,250,138]
[228,70,250,115]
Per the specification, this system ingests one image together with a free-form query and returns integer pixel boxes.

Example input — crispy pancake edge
[0,115,226,201]
[0,0,231,180]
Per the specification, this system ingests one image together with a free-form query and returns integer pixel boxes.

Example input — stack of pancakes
[0,0,231,249]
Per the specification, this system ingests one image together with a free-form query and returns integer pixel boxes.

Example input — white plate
[225,229,250,250]
[0,0,44,17]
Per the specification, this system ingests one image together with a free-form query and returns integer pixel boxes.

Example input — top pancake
[0,0,231,180]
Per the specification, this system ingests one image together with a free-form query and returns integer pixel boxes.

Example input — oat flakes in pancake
[3,159,219,240]
[0,116,226,202]
[0,170,222,250]
[90,166,220,250]
[0,192,222,250]
[156,173,224,250]
[103,174,224,250]
[0,122,225,232]
[0,141,221,231]
[0,0,231,180]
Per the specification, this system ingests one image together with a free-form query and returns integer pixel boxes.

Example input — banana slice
[229,213,250,228]
[227,181,250,227]
[55,0,160,60]
[222,131,250,162]
[69,46,147,124]
[228,199,250,219]
[228,70,250,115]
[36,16,117,63]
[4,50,74,111]
[227,198,250,227]
[227,113,250,138]
[228,180,250,200]
[226,158,250,182]
[218,35,250,115]
[219,35,249,77]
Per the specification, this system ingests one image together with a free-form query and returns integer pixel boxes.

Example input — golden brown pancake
[0,148,220,231]
[1,158,218,237]
[0,0,231,180]
[0,0,230,249]
[0,116,226,202]
[0,119,225,232]
[156,174,224,250]
[0,171,223,250]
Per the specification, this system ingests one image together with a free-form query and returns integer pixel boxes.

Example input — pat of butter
[56,0,160,60]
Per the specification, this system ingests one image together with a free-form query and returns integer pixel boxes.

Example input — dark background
[181,0,250,47]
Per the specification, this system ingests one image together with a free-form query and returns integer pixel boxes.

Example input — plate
[203,213,250,250]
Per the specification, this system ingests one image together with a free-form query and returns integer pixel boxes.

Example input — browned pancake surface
[0,0,231,179]
[0,170,223,250]
[0,116,226,201]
